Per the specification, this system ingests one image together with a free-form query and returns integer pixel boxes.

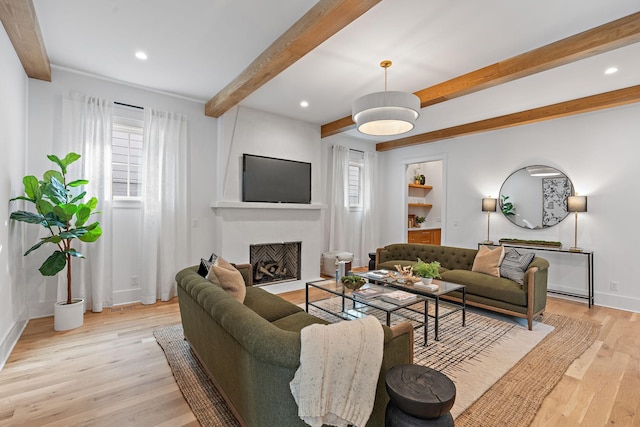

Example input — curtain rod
[114,101,143,110]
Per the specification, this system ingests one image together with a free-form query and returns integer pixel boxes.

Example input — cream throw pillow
[471,245,505,277]
[206,257,247,303]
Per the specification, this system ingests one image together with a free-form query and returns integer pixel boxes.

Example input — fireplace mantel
[210,201,326,210]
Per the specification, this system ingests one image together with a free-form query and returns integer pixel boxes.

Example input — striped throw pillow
[500,248,535,285]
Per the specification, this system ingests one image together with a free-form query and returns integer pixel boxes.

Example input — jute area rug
[154,304,599,427]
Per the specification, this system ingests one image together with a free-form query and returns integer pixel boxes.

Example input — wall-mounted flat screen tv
[242,154,311,204]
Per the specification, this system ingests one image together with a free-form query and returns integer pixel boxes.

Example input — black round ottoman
[385,364,456,426]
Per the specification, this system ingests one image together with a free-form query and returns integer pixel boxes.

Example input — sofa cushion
[471,245,505,277]
[207,257,246,303]
[271,311,330,332]
[197,258,214,277]
[243,286,304,321]
[500,248,535,285]
[440,269,526,306]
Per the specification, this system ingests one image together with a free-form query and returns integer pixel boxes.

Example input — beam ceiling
[321,11,640,138]
[0,0,51,81]
[375,85,640,152]
[205,0,381,118]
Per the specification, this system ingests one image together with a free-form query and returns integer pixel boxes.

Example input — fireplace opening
[250,241,301,286]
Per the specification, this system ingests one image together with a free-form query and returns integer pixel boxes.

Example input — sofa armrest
[376,247,390,269]
[524,257,549,314]
[234,263,253,287]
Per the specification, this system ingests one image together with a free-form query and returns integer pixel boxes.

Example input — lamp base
[569,246,583,252]
[482,240,494,245]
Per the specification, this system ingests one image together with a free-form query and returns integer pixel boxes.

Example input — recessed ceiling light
[135,51,148,60]
[300,100,309,108]
[604,67,618,75]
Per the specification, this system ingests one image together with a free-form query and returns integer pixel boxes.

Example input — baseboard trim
[0,309,28,371]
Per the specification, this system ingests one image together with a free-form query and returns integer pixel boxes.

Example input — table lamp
[482,197,497,244]
[567,195,587,252]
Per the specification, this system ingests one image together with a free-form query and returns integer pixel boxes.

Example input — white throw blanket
[289,315,384,427]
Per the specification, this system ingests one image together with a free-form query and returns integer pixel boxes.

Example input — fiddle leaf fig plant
[9,152,102,305]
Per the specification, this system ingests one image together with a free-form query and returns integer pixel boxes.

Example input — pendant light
[352,60,420,136]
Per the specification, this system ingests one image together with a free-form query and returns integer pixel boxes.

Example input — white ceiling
[32,0,640,142]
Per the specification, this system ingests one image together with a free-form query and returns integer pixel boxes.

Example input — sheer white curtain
[140,108,189,304]
[61,92,113,311]
[360,151,378,266]
[329,144,350,252]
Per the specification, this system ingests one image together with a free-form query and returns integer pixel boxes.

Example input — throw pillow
[207,257,246,303]
[500,248,535,285]
[197,258,214,277]
[471,245,505,277]
[197,252,220,277]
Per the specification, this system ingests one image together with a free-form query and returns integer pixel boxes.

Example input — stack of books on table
[352,288,383,300]
[365,270,389,280]
[381,290,418,304]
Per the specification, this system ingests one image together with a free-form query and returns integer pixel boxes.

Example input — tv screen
[242,154,311,204]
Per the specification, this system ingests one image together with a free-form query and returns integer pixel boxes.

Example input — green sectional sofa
[375,243,549,330]
[176,264,414,427]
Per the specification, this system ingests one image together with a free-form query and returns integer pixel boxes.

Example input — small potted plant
[412,258,441,285]
[413,175,422,184]
[9,152,102,331]
[415,216,426,227]
[341,275,366,290]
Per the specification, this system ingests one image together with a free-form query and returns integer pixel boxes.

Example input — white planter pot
[420,277,433,285]
[54,298,85,331]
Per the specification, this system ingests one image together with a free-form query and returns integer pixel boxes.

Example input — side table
[385,364,456,426]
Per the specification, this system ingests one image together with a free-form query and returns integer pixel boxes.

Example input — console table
[480,243,594,307]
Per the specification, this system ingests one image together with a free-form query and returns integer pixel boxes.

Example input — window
[348,150,364,209]
[112,108,144,198]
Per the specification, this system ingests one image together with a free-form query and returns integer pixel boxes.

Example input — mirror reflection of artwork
[542,177,571,227]
[500,165,574,229]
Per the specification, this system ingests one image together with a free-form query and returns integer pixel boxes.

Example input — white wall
[27,68,217,314]
[379,103,640,313]
[213,106,324,291]
[0,25,28,369]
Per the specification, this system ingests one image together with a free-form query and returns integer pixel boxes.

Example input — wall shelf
[408,184,433,189]
[408,203,433,208]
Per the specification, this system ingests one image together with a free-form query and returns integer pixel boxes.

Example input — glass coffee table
[305,279,428,343]
[356,271,466,343]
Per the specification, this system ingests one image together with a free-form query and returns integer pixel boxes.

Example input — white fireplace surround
[212,204,325,293]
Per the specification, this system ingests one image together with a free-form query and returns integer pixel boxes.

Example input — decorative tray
[498,238,562,248]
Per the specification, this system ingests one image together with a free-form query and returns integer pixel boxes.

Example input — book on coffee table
[352,288,383,299]
[381,290,418,304]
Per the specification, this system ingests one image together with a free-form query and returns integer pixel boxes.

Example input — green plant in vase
[415,216,426,227]
[501,194,515,216]
[9,152,102,330]
[341,275,366,290]
[413,259,441,284]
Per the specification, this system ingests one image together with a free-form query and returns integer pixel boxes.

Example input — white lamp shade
[567,195,587,212]
[482,197,497,212]
[352,91,420,136]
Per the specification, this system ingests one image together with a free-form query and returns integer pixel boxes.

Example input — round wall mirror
[499,165,574,229]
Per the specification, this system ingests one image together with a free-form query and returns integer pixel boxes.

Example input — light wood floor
[1,294,638,426]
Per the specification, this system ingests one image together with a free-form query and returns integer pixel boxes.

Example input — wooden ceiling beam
[205,0,381,118]
[322,11,640,138]
[375,85,640,152]
[0,0,51,81]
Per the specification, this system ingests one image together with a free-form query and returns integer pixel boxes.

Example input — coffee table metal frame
[356,272,466,343]
[305,279,429,344]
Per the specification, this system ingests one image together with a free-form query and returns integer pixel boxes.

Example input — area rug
[305,298,553,418]
[154,308,599,426]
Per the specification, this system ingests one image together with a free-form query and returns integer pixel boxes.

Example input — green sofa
[375,243,549,330]
[176,264,414,427]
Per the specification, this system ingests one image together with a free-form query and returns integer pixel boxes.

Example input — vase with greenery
[341,275,366,290]
[9,152,102,329]
[415,216,426,227]
[413,258,441,284]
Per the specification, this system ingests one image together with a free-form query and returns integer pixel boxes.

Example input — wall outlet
[610,281,619,292]
[131,275,139,286]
